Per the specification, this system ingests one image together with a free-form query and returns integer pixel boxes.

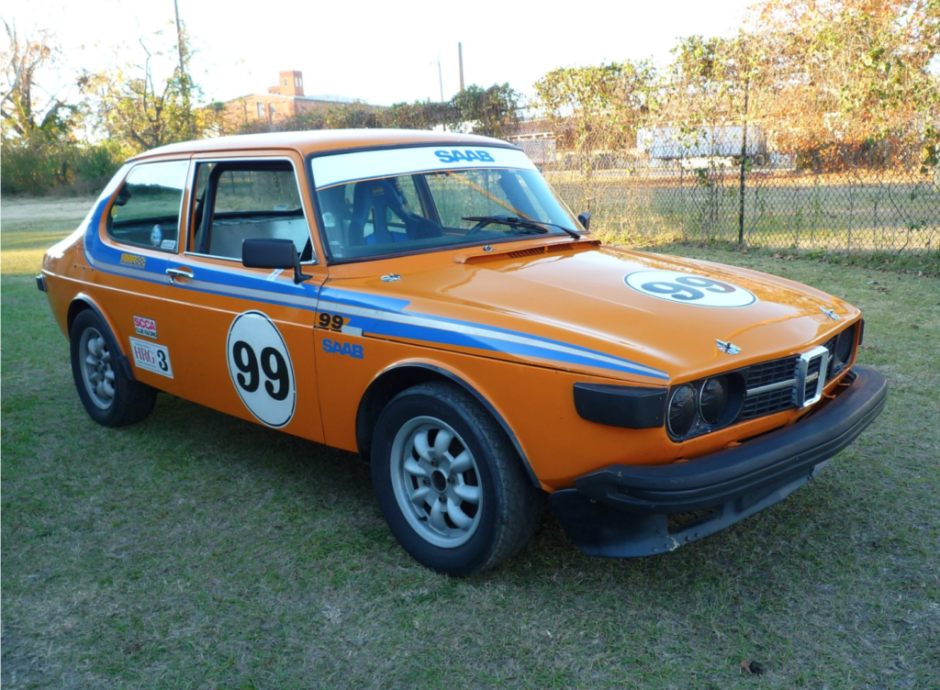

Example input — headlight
[667,384,696,438]
[699,376,729,425]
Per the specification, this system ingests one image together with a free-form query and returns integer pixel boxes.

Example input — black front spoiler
[549,366,888,557]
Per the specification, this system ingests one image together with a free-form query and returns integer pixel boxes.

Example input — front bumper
[549,366,887,557]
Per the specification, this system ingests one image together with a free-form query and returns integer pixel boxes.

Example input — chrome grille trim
[746,378,798,396]
[795,345,830,408]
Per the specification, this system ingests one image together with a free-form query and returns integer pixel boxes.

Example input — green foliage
[79,28,210,152]
[448,83,520,138]
[534,60,658,155]
[237,84,520,139]
[0,137,125,196]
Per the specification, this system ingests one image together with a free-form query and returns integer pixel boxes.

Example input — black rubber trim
[36,274,46,292]
[549,366,887,557]
[569,366,887,514]
[573,383,666,428]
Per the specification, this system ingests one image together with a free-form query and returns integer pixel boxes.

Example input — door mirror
[242,238,311,284]
[577,212,591,231]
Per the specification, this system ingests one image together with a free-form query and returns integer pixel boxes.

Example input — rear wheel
[372,382,541,576]
[70,309,156,427]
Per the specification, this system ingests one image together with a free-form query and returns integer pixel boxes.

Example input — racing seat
[348,179,412,246]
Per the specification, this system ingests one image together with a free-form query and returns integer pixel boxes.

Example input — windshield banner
[311,146,537,190]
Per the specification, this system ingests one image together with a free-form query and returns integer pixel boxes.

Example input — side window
[108,161,189,252]
[190,162,313,262]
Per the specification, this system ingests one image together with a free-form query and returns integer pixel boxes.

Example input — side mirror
[577,212,591,231]
[242,238,311,285]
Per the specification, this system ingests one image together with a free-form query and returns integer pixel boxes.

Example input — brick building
[222,70,362,129]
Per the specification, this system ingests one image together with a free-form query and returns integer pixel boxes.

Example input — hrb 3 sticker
[624,270,756,308]
[226,311,296,428]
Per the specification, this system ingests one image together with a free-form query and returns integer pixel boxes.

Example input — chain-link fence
[540,155,940,255]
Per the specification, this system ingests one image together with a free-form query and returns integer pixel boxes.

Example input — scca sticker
[624,270,756,308]
[133,315,157,339]
[226,311,296,428]
[434,149,495,164]
[323,339,363,359]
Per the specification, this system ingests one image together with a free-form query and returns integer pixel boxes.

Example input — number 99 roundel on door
[226,311,296,428]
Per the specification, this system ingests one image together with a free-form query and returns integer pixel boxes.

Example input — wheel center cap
[431,470,447,492]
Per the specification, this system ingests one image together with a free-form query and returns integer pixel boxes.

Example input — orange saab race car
[39,130,887,576]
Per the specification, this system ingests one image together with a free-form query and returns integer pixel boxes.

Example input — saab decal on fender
[624,270,756,308]
[226,311,296,428]
[323,338,363,359]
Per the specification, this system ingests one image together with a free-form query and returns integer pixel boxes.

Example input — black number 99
[318,312,344,330]
[232,341,288,400]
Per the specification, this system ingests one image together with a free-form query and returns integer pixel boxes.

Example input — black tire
[69,309,156,427]
[371,381,541,576]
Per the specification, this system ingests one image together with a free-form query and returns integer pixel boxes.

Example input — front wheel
[372,382,541,576]
[70,309,156,427]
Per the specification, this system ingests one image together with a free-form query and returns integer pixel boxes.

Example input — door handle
[166,267,194,284]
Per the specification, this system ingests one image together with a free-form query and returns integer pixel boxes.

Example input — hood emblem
[381,274,401,283]
[820,307,840,321]
[716,339,742,355]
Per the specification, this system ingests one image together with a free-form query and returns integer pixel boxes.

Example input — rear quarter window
[108,161,189,252]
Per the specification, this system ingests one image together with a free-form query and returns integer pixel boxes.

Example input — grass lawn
[2,198,938,689]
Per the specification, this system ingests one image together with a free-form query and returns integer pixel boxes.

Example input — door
[161,155,327,443]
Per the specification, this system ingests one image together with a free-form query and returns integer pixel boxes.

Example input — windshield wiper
[462,215,582,240]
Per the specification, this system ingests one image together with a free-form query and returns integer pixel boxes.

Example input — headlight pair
[667,374,746,441]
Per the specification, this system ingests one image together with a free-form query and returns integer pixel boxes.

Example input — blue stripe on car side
[83,195,666,379]
[339,313,664,378]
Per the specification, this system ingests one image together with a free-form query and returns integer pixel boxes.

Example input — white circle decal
[226,311,296,428]
[624,270,756,308]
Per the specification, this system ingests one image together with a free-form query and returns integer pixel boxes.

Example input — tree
[1,19,76,141]
[535,60,658,156]
[80,27,205,152]
[744,0,940,168]
[450,83,520,138]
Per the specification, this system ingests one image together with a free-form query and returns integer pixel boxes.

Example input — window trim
[184,156,318,265]
[305,141,524,264]
[304,142,584,265]
[105,159,191,254]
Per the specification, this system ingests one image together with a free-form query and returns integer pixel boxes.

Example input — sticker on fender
[624,270,756,308]
[323,338,363,359]
[129,337,173,377]
[226,311,296,428]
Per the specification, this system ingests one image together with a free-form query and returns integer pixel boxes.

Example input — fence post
[738,83,749,245]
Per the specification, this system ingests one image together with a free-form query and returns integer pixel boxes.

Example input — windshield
[311,146,582,261]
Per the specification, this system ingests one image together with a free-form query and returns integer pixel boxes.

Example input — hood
[323,242,858,384]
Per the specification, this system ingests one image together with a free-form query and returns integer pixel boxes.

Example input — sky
[5,0,756,108]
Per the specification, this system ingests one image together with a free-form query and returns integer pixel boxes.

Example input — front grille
[746,356,799,389]
[741,386,794,420]
[738,324,854,422]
